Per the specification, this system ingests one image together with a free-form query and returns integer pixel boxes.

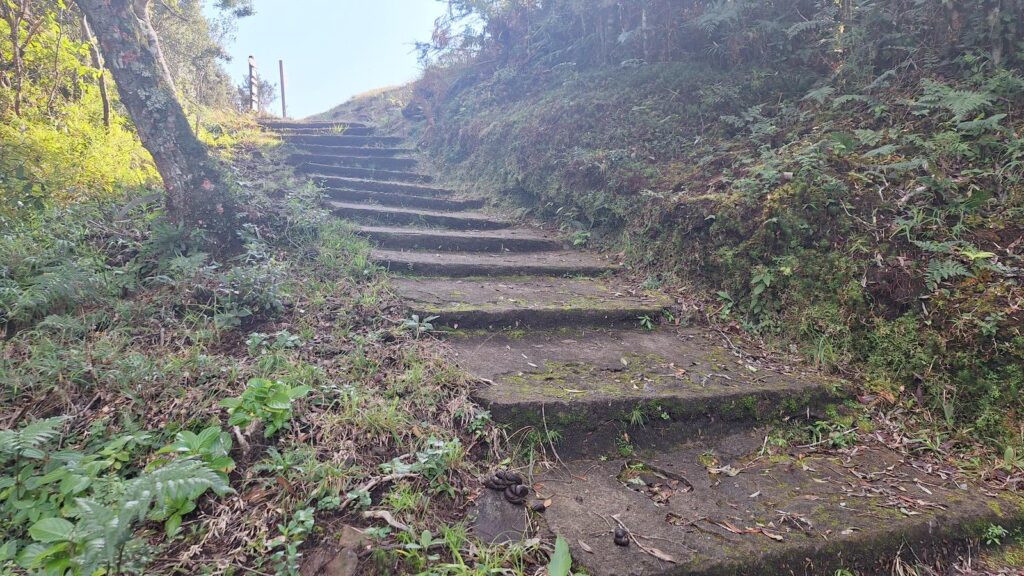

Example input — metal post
[279,60,288,119]
[248,55,259,113]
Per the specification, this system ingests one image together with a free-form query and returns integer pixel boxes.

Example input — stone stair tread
[372,249,615,276]
[326,189,480,211]
[453,328,831,454]
[288,143,416,157]
[329,201,501,222]
[486,430,1021,575]
[259,120,368,130]
[289,154,418,169]
[316,176,454,198]
[392,276,672,329]
[357,225,563,253]
[301,163,433,183]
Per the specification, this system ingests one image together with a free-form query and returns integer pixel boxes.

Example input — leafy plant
[983,524,1010,546]
[548,536,572,576]
[219,378,312,437]
[402,314,439,338]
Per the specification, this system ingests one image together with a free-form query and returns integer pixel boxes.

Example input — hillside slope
[412,2,1024,450]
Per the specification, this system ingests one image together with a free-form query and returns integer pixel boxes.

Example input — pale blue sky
[221,1,448,118]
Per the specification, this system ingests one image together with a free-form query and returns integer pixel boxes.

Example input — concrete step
[288,143,416,158]
[356,226,563,253]
[273,126,375,136]
[373,249,615,277]
[282,134,404,147]
[260,120,368,130]
[392,277,673,330]
[453,328,831,456]
[299,163,433,184]
[471,430,1023,575]
[314,176,454,198]
[328,201,510,230]
[325,189,482,211]
[288,154,419,171]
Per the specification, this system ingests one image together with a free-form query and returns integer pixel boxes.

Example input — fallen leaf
[578,539,594,554]
[760,529,784,542]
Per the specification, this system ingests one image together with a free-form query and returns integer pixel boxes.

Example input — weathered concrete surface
[392,277,673,330]
[288,143,415,157]
[530,431,1024,575]
[451,328,832,455]
[326,189,482,211]
[314,176,453,198]
[259,119,368,130]
[299,163,433,184]
[282,134,403,147]
[288,153,419,171]
[329,201,510,230]
[357,225,563,253]
[373,249,616,277]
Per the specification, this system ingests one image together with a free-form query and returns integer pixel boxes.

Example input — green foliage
[219,378,312,437]
[547,536,572,576]
[1,417,230,575]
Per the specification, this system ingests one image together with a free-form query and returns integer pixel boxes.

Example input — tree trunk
[74,0,238,251]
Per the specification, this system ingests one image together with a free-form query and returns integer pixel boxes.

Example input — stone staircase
[266,119,1022,576]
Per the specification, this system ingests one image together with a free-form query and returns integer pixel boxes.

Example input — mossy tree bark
[75,0,239,251]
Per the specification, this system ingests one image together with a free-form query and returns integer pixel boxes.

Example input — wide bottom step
[472,430,1024,575]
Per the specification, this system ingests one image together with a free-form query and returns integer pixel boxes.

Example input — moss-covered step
[373,249,616,277]
[287,143,415,157]
[314,176,454,198]
[357,225,563,253]
[452,328,832,455]
[392,276,673,330]
[298,163,432,184]
[287,153,419,171]
[326,189,482,211]
[281,134,403,147]
[482,430,1024,575]
[329,202,509,230]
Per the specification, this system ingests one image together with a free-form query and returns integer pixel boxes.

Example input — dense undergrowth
[414,0,1024,454]
[0,132,540,574]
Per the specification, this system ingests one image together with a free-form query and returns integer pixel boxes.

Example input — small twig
[610,514,680,563]
[541,404,572,477]
[362,510,411,532]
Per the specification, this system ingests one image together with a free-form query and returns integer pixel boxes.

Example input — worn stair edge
[372,249,616,278]
[329,201,510,231]
[287,143,416,157]
[313,175,454,198]
[288,153,419,171]
[299,163,433,184]
[325,189,482,211]
[407,304,668,331]
[531,436,1024,576]
[271,126,376,136]
[476,383,833,457]
[282,134,404,147]
[356,226,563,253]
[260,120,368,130]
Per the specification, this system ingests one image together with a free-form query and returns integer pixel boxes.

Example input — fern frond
[0,416,67,460]
[926,259,970,291]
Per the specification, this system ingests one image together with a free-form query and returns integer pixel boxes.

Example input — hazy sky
[221,1,448,118]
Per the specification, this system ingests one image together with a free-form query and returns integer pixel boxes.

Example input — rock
[322,549,359,576]
[469,488,529,544]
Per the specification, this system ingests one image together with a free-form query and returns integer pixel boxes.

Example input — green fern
[20,459,231,574]
[925,259,970,291]
[916,80,994,122]
[0,417,67,461]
